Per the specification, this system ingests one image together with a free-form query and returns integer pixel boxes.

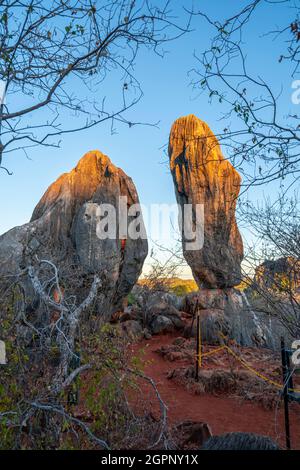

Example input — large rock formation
[183,289,272,347]
[183,287,295,350]
[0,150,148,318]
[168,114,243,288]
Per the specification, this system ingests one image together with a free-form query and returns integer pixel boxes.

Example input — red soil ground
[131,333,300,450]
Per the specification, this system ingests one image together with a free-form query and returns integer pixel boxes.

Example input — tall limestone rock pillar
[168,114,243,289]
[168,115,260,346]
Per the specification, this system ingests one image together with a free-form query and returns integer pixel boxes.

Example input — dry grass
[167,366,279,409]
[156,337,280,410]
[138,277,198,296]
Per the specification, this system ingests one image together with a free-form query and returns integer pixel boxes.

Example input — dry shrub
[156,337,195,362]
[168,367,239,394]
[235,373,279,410]
[159,335,281,409]
[167,366,279,409]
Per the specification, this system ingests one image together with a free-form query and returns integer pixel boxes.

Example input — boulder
[146,290,184,311]
[184,289,226,312]
[150,315,174,335]
[173,421,212,449]
[129,284,149,309]
[143,328,152,340]
[168,114,243,288]
[120,320,144,340]
[0,151,148,319]
[147,300,185,331]
[183,289,277,348]
[166,310,185,330]
[130,286,184,311]
[184,308,229,344]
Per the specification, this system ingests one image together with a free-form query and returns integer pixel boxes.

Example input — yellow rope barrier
[195,330,300,394]
[224,345,283,389]
[202,345,226,357]
[224,345,300,393]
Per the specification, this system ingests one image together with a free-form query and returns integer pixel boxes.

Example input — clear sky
[0,1,297,278]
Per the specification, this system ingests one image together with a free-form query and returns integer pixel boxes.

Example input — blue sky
[0,0,297,277]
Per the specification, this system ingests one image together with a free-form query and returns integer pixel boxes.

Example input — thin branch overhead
[0,0,191,172]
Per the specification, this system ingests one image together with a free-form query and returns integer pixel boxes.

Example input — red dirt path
[131,334,300,450]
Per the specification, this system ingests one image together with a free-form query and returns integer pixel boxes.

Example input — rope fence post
[195,300,201,381]
[281,337,291,450]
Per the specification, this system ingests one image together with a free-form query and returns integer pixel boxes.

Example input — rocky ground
[130,332,300,450]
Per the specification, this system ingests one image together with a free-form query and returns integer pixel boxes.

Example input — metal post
[195,313,200,381]
[198,314,202,370]
[286,348,294,393]
[281,337,291,449]
[195,312,202,381]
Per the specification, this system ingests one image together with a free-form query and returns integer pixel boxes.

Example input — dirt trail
[131,334,300,450]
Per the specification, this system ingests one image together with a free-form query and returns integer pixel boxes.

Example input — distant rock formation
[0,150,148,318]
[254,257,300,293]
[168,114,243,288]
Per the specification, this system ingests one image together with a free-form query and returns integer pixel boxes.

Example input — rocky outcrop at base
[183,289,288,349]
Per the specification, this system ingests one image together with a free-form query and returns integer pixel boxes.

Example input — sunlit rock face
[169,114,243,288]
[0,151,148,317]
